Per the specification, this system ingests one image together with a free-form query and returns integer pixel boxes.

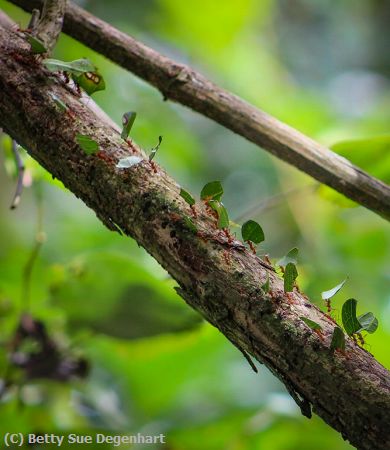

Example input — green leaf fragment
[300,317,322,331]
[330,327,346,352]
[49,93,67,112]
[200,181,223,201]
[358,312,378,334]
[116,156,143,169]
[321,278,348,300]
[149,136,162,161]
[43,58,96,74]
[26,35,47,54]
[72,71,105,95]
[261,274,270,293]
[121,111,137,140]
[180,188,195,206]
[241,220,265,244]
[284,262,298,292]
[76,134,99,154]
[341,298,362,336]
[184,216,197,233]
[277,247,299,267]
[208,200,229,229]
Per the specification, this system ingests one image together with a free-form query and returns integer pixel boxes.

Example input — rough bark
[0,25,389,450]
[6,0,390,222]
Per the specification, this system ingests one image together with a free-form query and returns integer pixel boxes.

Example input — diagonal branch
[6,0,390,221]
[0,25,389,450]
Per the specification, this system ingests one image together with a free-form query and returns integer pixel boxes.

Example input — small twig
[21,185,45,312]
[34,0,67,53]
[227,337,258,373]
[284,381,312,419]
[27,8,40,31]
[10,140,25,210]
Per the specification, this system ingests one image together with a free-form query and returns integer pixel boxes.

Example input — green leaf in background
[200,181,223,201]
[321,278,348,300]
[358,312,378,334]
[116,155,143,168]
[43,58,96,74]
[277,247,299,267]
[261,274,270,293]
[149,136,163,161]
[26,35,47,54]
[284,262,298,292]
[180,188,195,206]
[241,220,264,244]
[208,200,229,229]
[319,135,390,208]
[120,111,137,140]
[300,317,322,331]
[341,298,362,336]
[76,134,99,154]
[72,71,106,95]
[49,252,202,339]
[330,327,346,352]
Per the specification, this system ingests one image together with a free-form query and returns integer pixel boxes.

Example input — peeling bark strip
[0,26,389,450]
[6,0,390,221]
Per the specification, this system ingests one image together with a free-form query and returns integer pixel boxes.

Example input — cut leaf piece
[184,216,197,233]
[277,247,299,267]
[358,312,378,334]
[116,156,143,169]
[76,134,99,154]
[180,188,195,206]
[43,58,96,74]
[261,274,270,293]
[330,327,346,352]
[26,35,46,54]
[300,317,322,331]
[49,93,67,112]
[73,71,105,95]
[208,200,229,229]
[321,278,348,300]
[284,262,298,292]
[200,181,223,201]
[341,298,362,336]
[241,220,264,244]
[121,111,137,140]
[149,136,163,161]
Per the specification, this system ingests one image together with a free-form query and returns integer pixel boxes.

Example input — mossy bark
[0,26,389,450]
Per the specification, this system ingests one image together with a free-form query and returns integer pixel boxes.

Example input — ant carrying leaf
[241,219,264,254]
[149,136,163,162]
[43,58,105,95]
[321,278,348,316]
[121,111,137,140]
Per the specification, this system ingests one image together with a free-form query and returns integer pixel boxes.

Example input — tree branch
[0,26,389,450]
[6,0,390,221]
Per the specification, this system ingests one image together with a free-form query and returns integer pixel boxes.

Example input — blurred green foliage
[0,0,389,449]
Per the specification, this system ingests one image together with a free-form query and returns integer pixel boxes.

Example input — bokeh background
[0,0,389,448]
